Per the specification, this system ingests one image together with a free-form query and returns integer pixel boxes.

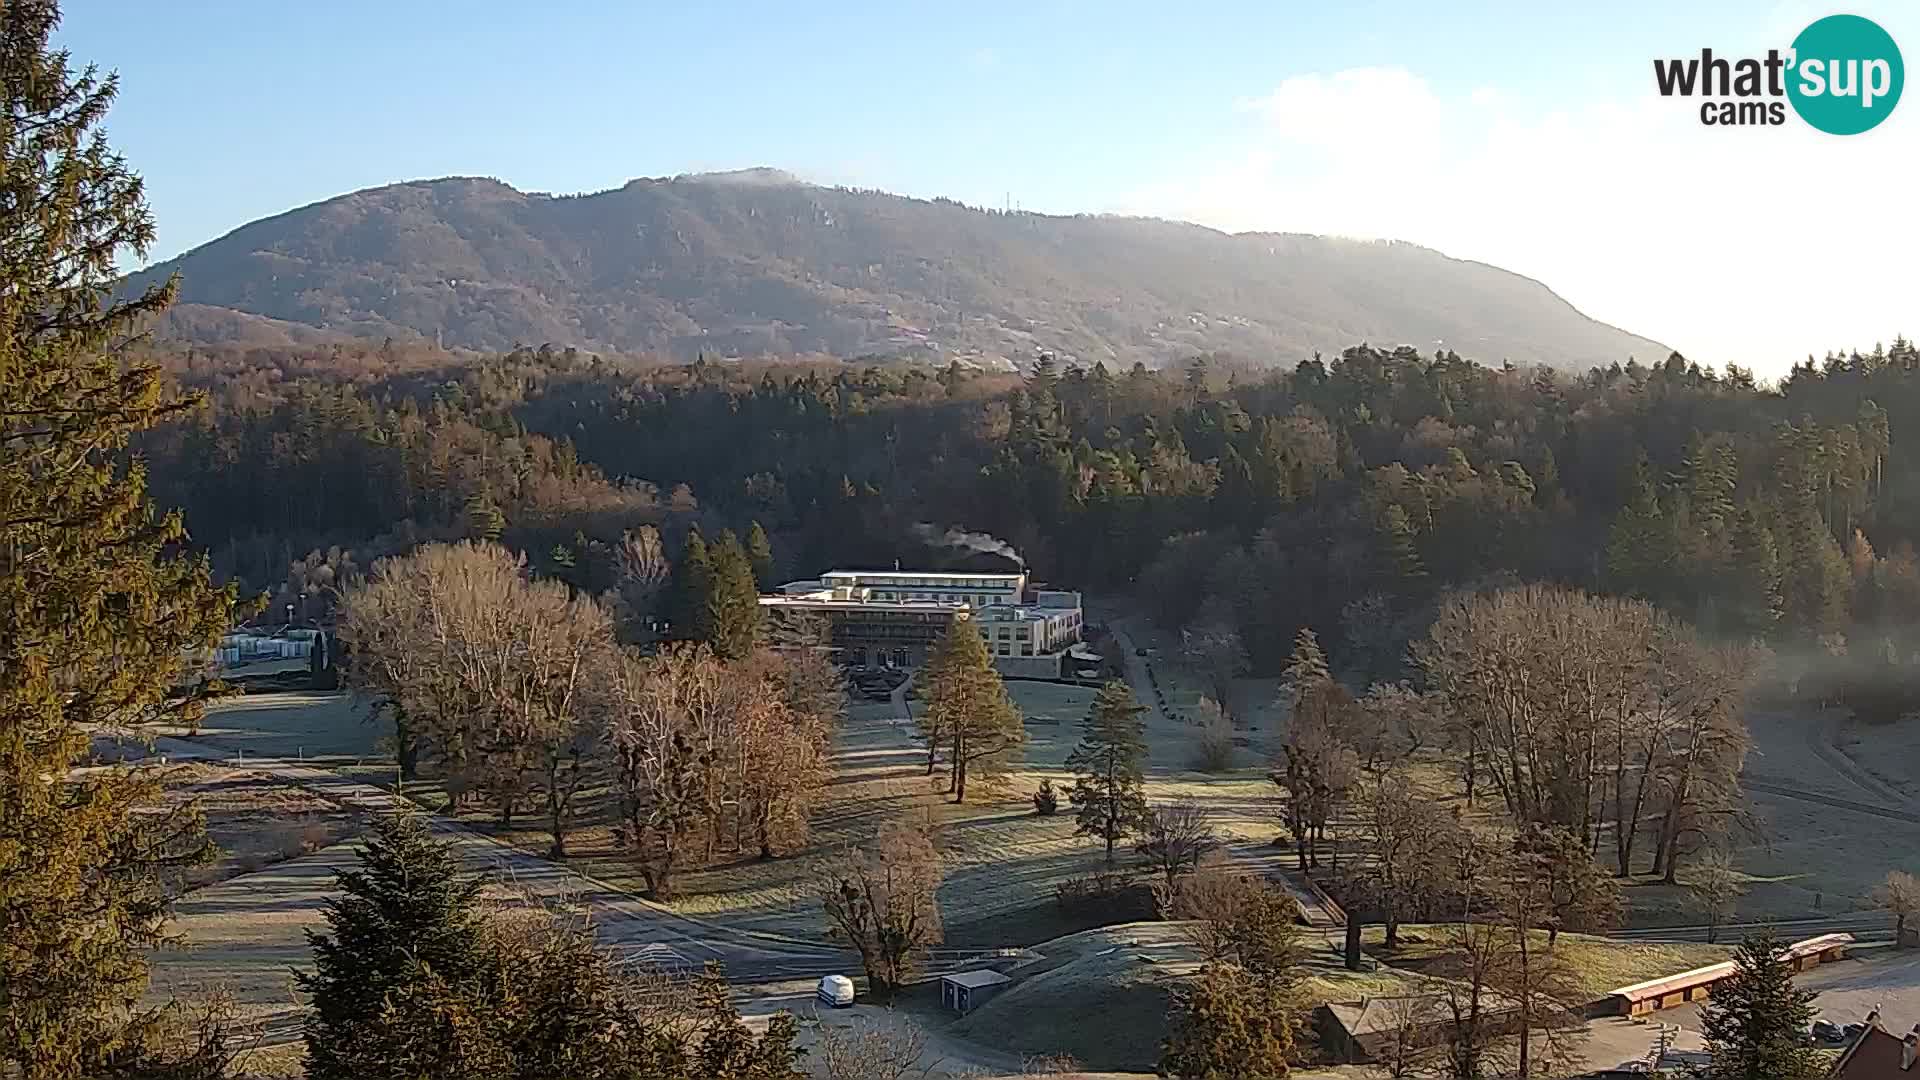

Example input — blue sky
[57,1,1918,374]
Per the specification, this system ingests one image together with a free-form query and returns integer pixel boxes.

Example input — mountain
[129,170,1669,371]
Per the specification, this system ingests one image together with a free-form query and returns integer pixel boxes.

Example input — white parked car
[816,974,855,1008]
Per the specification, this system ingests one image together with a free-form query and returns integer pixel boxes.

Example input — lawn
[1361,925,1734,1003]
[162,762,369,888]
[166,689,386,763]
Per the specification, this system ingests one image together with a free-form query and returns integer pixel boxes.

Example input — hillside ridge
[130,170,1670,370]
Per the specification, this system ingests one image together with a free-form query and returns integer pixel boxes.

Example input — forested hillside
[125,171,1667,371]
[145,339,1920,699]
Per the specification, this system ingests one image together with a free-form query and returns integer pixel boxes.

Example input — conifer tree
[1696,931,1824,1080]
[1605,452,1672,597]
[744,519,776,590]
[921,620,1025,802]
[1066,679,1151,863]
[706,528,763,660]
[296,815,489,1080]
[1375,503,1427,592]
[1779,500,1852,636]
[1280,627,1331,696]
[1159,963,1295,1079]
[464,493,505,542]
[1,4,237,1073]
[673,527,714,641]
[1725,504,1784,637]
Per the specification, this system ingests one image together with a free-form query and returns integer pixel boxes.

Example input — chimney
[1904,1024,1919,1071]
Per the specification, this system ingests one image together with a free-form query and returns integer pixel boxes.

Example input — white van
[816,974,855,1008]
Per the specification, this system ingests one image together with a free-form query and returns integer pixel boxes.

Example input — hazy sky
[59,0,1917,376]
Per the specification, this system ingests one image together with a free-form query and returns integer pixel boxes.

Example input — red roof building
[1830,1011,1920,1078]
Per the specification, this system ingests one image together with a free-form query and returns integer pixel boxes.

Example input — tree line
[133,334,1920,693]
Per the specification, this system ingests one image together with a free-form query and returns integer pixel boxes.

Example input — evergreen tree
[1066,679,1151,863]
[1696,932,1823,1080]
[1606,452,1672,597]
[672,527,713,642]
[705,529,763,660]
[1280,627,1331,697]
[0,5,238,1073]
[296,815,489,1080]
[922,621,1025,802]
[465,493,505,542]
[744,519,776,590]
[1724,505,1784,637]
[300,816,807,1080]
[1158,963,1295,1079]
[1375,503,1427,593]
[1779,500,1852,637]
[685,971,808,1080]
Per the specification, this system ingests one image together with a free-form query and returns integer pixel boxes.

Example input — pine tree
[1280,627,1331,699]
[1697,932,1824,1080]
[296,815,489,1080]
[706,529,763,660]
[1,5,237,1073]
[744,519,776,590]
[672,527,713,642]
[1725,504,1784,637]
[922,620,1025,802]
[1159,963,1295,1079]
[1066,679,1151,863]
[1606,452,1672,597]
[465,493,505,542]
[1375,503,1428,592]
[1779,500,1851,636]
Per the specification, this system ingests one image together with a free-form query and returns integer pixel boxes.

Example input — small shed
[1602,932,1855,1017]
[940,969,1012,1013]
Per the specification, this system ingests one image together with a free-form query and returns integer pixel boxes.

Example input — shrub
[299,819,333,854]
[1054,870,1135,912]
[1032,777,1060,816]
[1191,697,1235,773]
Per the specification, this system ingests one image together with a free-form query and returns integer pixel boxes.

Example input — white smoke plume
[911,523,1025,569]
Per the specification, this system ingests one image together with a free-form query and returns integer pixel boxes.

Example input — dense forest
[142,337,1920,697]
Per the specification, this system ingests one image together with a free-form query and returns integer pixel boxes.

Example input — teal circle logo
[1787,14,1903,134]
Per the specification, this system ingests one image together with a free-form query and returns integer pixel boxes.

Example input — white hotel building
[762,568,1083,676]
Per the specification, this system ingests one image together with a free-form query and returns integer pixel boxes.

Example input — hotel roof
[822,569,1024,580]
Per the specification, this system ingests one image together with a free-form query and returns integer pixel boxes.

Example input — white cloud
[1123,65,1919,375]
[1240,67,1448,156]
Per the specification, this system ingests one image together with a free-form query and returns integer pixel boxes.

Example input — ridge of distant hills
[128,168,1668,371]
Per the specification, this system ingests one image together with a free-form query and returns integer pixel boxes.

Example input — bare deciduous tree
[1181,618,1246,721]
[1364,992,1446,1079]
[821,823,944,999]
[815,1012,935,1080]
[339,541,614,857]
[1687,849,1747,943]
[606,645,725,899]
[606,524,672,642]
[1272,683,1359,873]
[1875,870,1920,945]
[1350,769,1458,949]
[1414,583,1756,885]
[1138,799,1220,899]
